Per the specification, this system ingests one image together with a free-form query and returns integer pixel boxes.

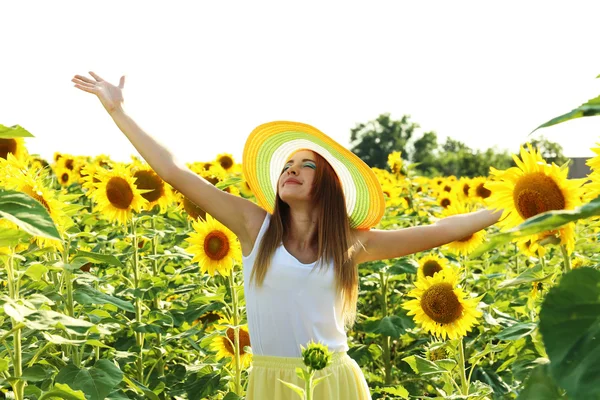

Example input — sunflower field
[1,85,600,400]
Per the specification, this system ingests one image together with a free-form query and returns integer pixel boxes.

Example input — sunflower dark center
[106,177,134,209]
[61,173,70,184]
[23,185,51,213]
[218,156,234,170]
[198,311,221,324]
[420,282,463,324]
[422,260,443,277]
[205,176,220,186]
[0,139,17,160]
[476,183,491,199]
[134,170,164,202]
[444,185,452,192]
[204,231,230,260]
[514,172,566,220]
[224,327,251,355]
[183,196,206,220]
[463,184,470,196]
[65,159,74,170]
[440,198,451,208]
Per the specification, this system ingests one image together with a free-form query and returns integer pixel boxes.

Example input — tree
[410,131,438,174]
[349,114,418,169]
[525,137,569,166]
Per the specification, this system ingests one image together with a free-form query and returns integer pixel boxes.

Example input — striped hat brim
[242,121,385,230]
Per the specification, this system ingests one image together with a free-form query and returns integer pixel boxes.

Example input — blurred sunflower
[586,144,600,172]
[55,167,75,187]
[0,137,28,161]
[185,214,241,276]
[215,153,235,173]
[485,144,586,254]
[387,151,403,176]
[130,162,173,213]
[457,177,472,201]
[441,201,486,256]
[417,254,449,281]
[469,177,493,203]
[436,193,455,209]
[403,268,481,340]
[173,190,207,220]
[209,317,252,369]
[91,164,149,225]
[238,178,254,199]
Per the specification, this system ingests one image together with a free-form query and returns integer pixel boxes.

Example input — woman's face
[277,150,317,203]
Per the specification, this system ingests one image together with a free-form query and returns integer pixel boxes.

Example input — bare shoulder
[241,207,269,257]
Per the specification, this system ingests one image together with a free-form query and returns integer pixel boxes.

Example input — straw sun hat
[242,121,385,230]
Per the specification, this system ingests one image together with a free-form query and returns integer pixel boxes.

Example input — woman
[72,72,502,399]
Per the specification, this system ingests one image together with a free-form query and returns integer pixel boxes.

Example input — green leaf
[0,189,61,240]
[38,383,86,400]
[222,393,243,400]
[0,227,30,247]
[388,258,418,274]
[216,176,242,190]
[363,315,415,338]
[498,263,550,289]
[24,263,48,282]
[277,379,305,399]
[0,124,34,138]
[377,385,410,399]
[55,360,124,400]
[402,355,446,375]
[539,268,600,400]
[517,363,565,399]
[71,250,124,268]
[472,195,600,258]
[531,94,600,133]
[496,322,538,341]
[21,365,47,381]
[74,285,135,313]
[184,372,221,400]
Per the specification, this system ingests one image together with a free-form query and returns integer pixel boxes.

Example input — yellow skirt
[246,351,372,400]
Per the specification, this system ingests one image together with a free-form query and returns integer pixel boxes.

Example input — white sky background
[2,1,600,166]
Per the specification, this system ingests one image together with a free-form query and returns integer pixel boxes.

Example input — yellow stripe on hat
[243,121,385,229]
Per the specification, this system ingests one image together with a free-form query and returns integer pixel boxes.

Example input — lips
[284,178,301,185]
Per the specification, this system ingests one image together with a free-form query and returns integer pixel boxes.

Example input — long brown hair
[249,150,362,329]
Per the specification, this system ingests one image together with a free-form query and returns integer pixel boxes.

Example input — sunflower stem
[379,271,393,385]
[228,269,242,396]
[6,250,26,400]
[560,244,571,275]
[151,216,165,378]
[131,218,145,384]
[458,338,469,395]
[305,370,314,400]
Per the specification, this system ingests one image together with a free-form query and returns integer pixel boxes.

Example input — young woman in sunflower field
[72,72,503,399]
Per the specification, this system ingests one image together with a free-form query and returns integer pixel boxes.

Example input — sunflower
[387,151,403,176]
[215,153,236,172]
[130,162,173,213]
[586,144,600,172]
[417,254,449,281]
[55,167,75,187]
[0,137,28,161]
[436,193,455,209]
[239,178,254,199]
[469,177,492,203]
[403,268,481,340]
[210,316,252,369]
[484,144,586,254]
[175,192,207,220]
[91,164,149,225]
[457,177,472,201]
[441,201,486,256]
[184,214,241,276]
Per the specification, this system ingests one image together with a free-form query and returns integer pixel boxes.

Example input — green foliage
[532,94,600,133]
[0,124,34,138]
[0,189,61,241]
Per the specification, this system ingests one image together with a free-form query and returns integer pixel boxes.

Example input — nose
[286,165,299,176]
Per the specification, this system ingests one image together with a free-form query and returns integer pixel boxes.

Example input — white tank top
[243,212,349,357]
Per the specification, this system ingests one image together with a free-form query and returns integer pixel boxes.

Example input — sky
[2,1,600,167]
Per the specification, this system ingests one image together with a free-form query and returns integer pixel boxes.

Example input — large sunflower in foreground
[417,254,449,281]
[0,137,28,161]
[441,201,486,257]
[209,316,252,369]
[484,144,586,254]
[185,214,241,276]
[403,268,481,340]
[91,164,149,225]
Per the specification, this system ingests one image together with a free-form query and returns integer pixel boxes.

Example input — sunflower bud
[300,340,332,371]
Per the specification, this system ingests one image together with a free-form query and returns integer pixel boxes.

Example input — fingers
[73,74,96,84]
[118,75,125,89]
[71,76,95,87]
[89,71,104,82]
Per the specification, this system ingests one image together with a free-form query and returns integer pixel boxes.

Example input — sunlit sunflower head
[441,201,486,256]
[417,254,449,281]
[468,177,493,203]
[436,192,457,210]
[184,214,241,276]
[3,173,68,251]
[381,183,404,208]
[403,268,481,340]
[173,190,207,220]
[586,144,600,172]
[209,319,252,369]
[91,164,149,225]
[215,153,236,172]
[55,167,75,187]
[194,311,225,333]
[485,144,585,254]
[458,177,472,201]
[56,154,77,171]
[387,151,403,175]
[130,163,173,213]
[0,137,28,161]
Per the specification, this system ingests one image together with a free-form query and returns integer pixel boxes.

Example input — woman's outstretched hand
[72,72,125,114]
